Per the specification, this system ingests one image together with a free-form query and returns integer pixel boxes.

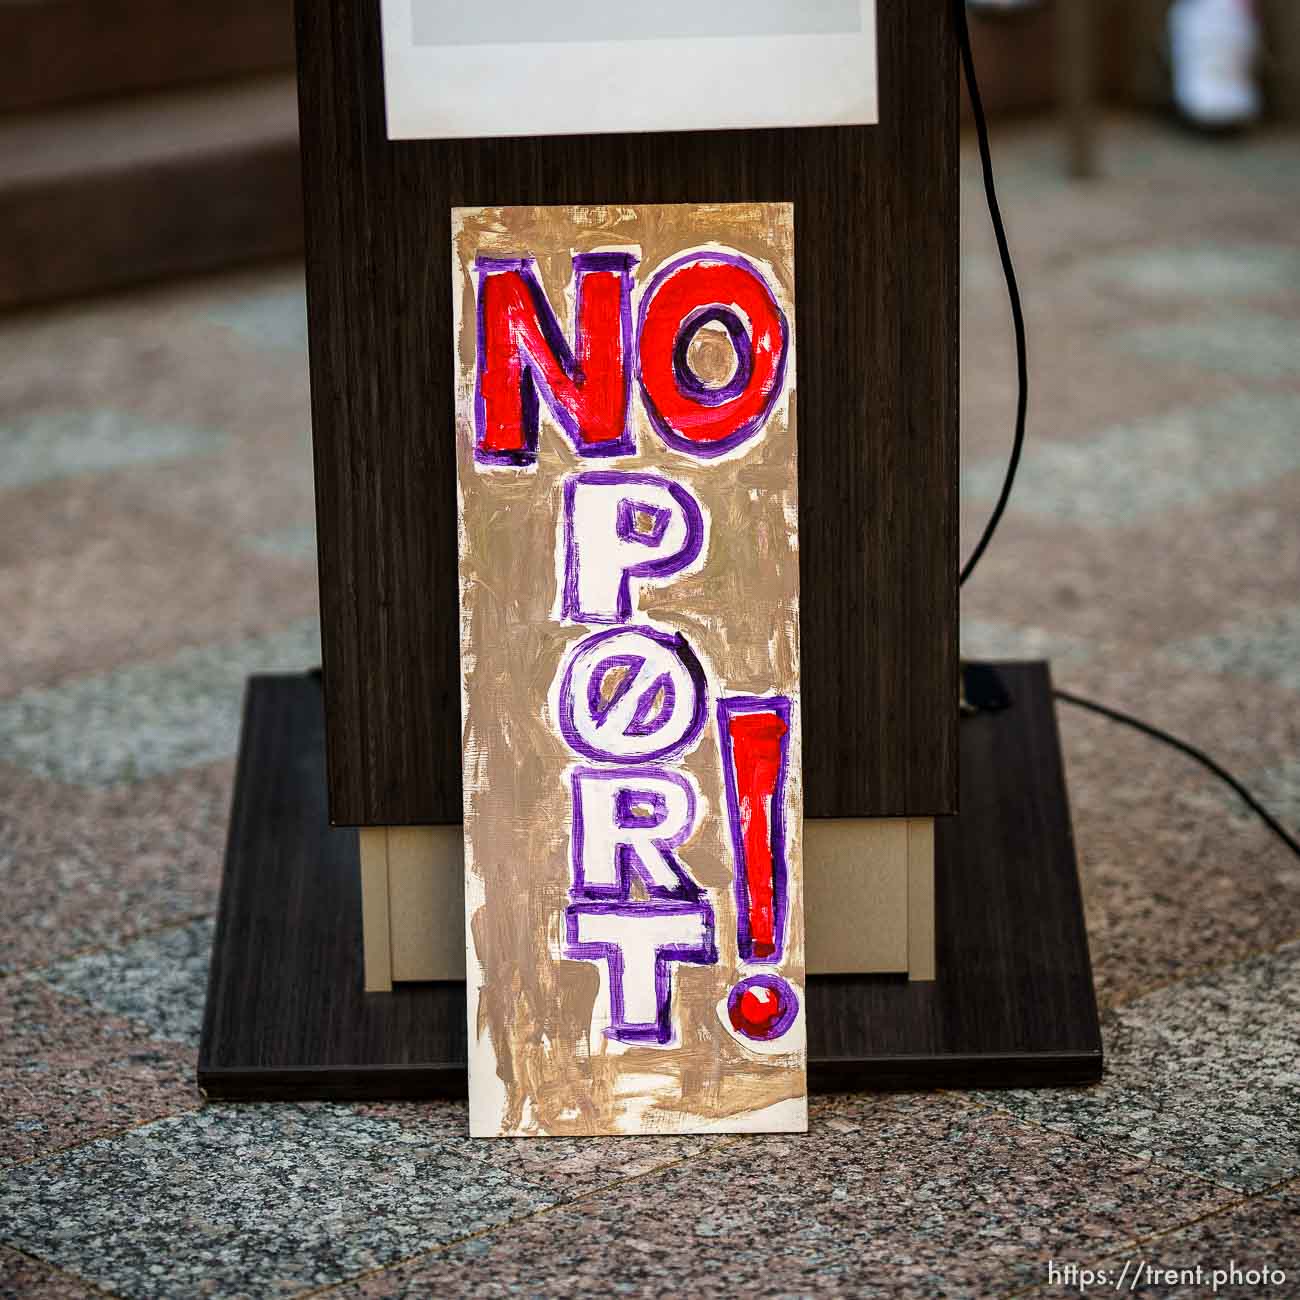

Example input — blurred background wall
[1,0,1297,312]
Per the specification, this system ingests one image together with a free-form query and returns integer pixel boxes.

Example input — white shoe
[1169,0,1262,129]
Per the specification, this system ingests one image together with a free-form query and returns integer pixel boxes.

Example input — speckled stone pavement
[2,118,1298,1299]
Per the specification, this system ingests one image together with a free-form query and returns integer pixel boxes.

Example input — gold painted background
[453,203,804,1137]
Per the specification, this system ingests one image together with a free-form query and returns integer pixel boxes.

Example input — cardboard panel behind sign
[454,203,806,1137]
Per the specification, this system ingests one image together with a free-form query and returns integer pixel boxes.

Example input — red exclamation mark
[718,695,799,1043]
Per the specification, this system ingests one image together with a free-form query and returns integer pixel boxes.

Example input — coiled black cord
[954,0,1299,862]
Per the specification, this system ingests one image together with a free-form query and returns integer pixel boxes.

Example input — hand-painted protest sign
[453,203,804,1137]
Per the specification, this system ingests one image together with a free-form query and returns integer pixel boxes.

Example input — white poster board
[380,0,877,141]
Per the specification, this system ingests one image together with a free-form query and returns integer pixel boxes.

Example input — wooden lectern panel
[296,0,957,827]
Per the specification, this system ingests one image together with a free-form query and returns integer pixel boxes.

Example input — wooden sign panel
[453,203,807,1137]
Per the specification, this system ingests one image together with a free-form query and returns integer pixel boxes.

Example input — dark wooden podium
[297,0,958,830]
[198,0,1102,1098]
[199,664,1101,1099]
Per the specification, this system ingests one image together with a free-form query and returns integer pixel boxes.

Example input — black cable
[1055,689,1300,860]
[954,3,1299,862]
[953,0,1029,588]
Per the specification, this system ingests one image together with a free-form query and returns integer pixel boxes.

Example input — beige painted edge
[805,818,909,975]
[388,825,467,982]
[362,817,938,983]
[906,818,936,981]
[359,827,394,993]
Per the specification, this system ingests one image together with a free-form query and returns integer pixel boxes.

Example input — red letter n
[475,252,636,467]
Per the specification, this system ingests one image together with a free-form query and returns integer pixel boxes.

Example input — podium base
[198,664,1101,1100]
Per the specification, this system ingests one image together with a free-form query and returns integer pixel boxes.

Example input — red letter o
[637,253,789,459]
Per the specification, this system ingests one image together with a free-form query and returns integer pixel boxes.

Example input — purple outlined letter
[475,252,637,466]
[561,472,706,624]
[570,767,702,901]
[556,625,707,764]
[636,250,789,460]
[565,899,716,1045]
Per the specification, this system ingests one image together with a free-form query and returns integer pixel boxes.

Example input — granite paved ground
[1,117,1297,1298]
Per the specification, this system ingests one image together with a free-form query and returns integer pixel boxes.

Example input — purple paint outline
[558,625,708,764]
[635,250,790,461]
[726,973,800,1042]
[616,497,672,548]
[717,694,793,965]
[584,653,644,725]
[565,898,717,1045]
[671,305,753,407]
[561,471,706,625]
[569,766,703,902]
[473,251,637,468]
[623,672,676,737]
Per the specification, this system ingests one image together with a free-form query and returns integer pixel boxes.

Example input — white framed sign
[380,0,878,141]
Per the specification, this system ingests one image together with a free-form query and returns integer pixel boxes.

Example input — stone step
[0,74,302,310]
